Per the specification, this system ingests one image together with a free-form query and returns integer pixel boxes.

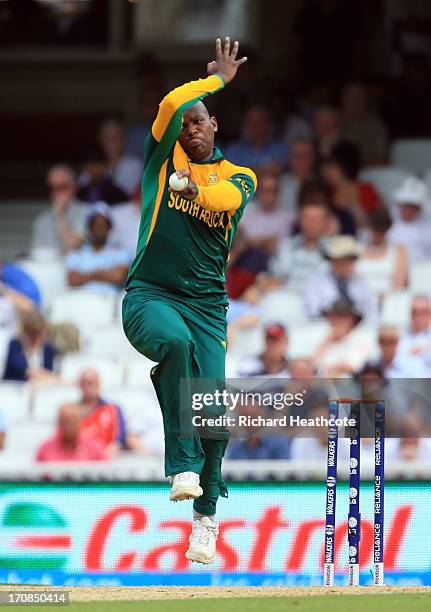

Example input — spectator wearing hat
[65,203,129,295]
[32,164,87,257]
[388,177,431,263]
[321,140,383,229]
[239,323,289,377]
[312,300,374,376]
[396,296,431,373]
[357,207,408,298]
[304,235,378,320]
[377,325,429,378]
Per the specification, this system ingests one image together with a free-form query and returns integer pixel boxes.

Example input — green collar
[189,146,224,165]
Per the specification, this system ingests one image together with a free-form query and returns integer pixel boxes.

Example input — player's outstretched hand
[207,37,247,84]
[168,168,198,201]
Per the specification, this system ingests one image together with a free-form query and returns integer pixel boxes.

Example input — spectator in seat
[264,200,330,291]
[340,81,388,166]
[297,179,356,237]
[77,154,128,205]
[385,412,431,464]
[234,172,292,279]
[109,186,142,261]
[226,399,291,461]
[388,177,431,263]
[0,260,41,312]
[36,403,107,462]
[224,105,287,171]
[290,402,349,463]
[97,119,142,197]
[32,164,87,257]
[321,140,383,229]
[239,323,289,377]
[357,207,408,298]
[227,285,261,347]
[279,139,317,210]
[77,368,126,458]
[304,235,378,320]
[3,309,59,385]
[66,202,129,294]
[397,296,431,371]
[312,300,373,376]
[313,106,341,160]
[377,325,429,378]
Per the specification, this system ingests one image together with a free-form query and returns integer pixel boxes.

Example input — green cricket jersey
[126,74,257,305]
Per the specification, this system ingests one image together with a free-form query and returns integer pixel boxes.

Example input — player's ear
[211,116,218,133]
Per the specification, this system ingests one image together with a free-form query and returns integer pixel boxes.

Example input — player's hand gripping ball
[169,172,189,192]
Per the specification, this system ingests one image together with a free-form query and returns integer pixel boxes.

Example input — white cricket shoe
[169,472,203,502]
[186,516,219,564]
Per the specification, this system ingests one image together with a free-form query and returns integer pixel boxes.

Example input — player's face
[179,104,217,161]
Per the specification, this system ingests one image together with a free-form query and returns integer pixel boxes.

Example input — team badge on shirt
[208,173,218,185]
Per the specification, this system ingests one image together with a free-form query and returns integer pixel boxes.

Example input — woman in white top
[357,207,408,297]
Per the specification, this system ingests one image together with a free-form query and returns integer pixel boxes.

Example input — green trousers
[122,287,229,516]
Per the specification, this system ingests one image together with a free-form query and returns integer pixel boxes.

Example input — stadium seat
[32,385,80,423]
[0,382,30,423]
[288,320,330,358]
[228,325,265,358]
[390,139,431,175]
[105,387,160,422]
[380,290,412,328]
[60,354,124,389]
[50,290,116,334]
[85,325,138,359]
[18,258,67,311]
[3,422,54,461]
[359,166,409,208]
[225,353,241,377]
[410,261,431,293]
[124,357,156,388]
[107,387,164,455]
[259,288,307,328]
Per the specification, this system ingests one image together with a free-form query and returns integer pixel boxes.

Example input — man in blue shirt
[225,105,287,170]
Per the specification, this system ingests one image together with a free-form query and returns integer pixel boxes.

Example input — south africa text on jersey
[168,193,226,229]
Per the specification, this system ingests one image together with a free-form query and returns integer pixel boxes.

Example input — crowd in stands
[2,53,431,471]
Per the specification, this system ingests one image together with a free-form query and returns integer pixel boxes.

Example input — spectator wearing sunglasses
[31,164,87,257]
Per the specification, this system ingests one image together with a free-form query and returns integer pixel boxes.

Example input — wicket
[323,398,385,587]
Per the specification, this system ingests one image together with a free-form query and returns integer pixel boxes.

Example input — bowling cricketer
[122,37,256,564]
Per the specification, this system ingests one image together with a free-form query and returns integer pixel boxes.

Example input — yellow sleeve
[152,74,225,143]
[195,169,257,212]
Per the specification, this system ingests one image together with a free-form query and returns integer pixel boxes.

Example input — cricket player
[122,37,256,564]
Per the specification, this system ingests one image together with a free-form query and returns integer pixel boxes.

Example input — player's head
[179,101,218,161]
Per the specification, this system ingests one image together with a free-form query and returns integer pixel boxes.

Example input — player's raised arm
[149,37,247,156]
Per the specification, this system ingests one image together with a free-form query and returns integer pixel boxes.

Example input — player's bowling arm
[195,172,257,212]
[151,75,224,143]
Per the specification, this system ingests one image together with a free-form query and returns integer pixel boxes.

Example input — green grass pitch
[4,593,431,612]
